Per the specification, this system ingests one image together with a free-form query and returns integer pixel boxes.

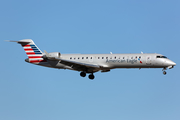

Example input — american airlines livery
[8,39,176,80]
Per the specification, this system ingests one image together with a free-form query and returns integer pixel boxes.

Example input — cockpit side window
[162,56,167,58]
[156,56,167,58]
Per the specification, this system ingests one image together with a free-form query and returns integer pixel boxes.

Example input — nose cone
[172,61,176,66]
[166,60,176,66]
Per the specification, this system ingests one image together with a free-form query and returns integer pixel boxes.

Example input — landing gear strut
[162,68,167,75]
[80,72,86,77]
[88,73,95,80]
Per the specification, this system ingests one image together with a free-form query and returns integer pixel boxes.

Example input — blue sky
[0,0,180,120]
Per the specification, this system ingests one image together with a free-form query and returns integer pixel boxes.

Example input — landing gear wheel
[88,74,95,80]
[163,71,167,75]
[80,72,86,77]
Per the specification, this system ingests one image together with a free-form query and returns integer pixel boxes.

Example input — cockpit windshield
[156,56,167,58]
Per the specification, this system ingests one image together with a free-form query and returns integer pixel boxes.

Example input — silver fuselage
[8,39,176,79]
[27,53,176,73]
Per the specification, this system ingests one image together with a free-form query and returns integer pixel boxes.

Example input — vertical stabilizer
[8,39,46,63]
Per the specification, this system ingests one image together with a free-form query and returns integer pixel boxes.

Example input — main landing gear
[88,73,95,80]
[80,72,95,80]
[80,71,86,77]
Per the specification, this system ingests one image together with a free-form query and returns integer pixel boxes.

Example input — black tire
[163,71,167,75]
[89,74,95,80]
[80,72,86,77]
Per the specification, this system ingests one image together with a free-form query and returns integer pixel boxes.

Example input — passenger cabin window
[102,57,104,59]
[86,57,88,59]
[82,57,84,59]
[70,57,72,59]
[106,57,108,59]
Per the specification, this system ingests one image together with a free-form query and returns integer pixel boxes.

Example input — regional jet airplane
[8,39,176,80]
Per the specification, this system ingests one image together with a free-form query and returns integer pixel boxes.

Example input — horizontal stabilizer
[5,39,33,44]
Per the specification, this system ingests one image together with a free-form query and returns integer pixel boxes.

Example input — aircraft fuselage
[27,53,176,73]
[8,39,176,80]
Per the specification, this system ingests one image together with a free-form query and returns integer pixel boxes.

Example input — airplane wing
[54,57,101,72]
[44,50,101,72]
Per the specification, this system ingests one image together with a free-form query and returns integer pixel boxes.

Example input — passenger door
[146,56,151,65]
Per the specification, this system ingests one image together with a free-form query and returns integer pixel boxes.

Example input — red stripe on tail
[26,53,36,55]
[24,48,33,51]
[22,45,31,47]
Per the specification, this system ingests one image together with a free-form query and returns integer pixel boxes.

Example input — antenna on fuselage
[141,51,143,54]
[110,52,112,54]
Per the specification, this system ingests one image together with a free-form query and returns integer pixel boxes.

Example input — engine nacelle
[48,52,61,58]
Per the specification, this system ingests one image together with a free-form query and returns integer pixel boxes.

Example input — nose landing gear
[162,68,167,75]
[163,71,167,75]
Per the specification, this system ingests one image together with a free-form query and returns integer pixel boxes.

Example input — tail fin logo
[22,44,42,55]
[7,39,47,63]
[19,39,46,63]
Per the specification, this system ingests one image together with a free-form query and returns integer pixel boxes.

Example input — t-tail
[7,39,46,63]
